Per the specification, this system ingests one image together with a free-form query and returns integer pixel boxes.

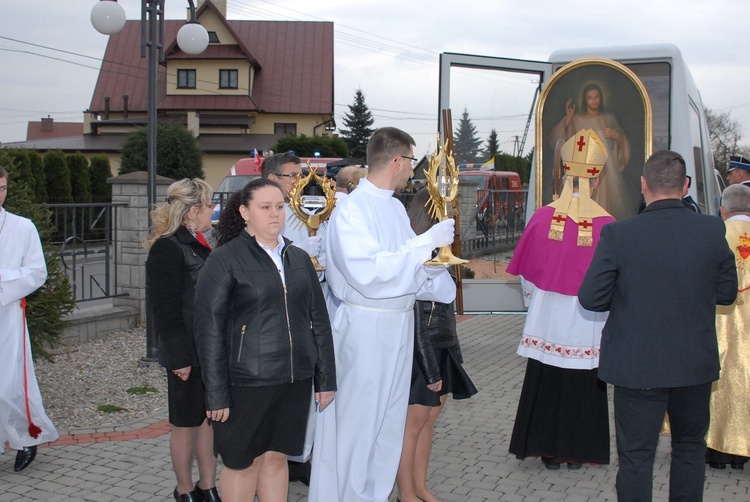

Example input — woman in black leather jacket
[144,178,220,502]
[396,188,477,502]
[194,178,335,502]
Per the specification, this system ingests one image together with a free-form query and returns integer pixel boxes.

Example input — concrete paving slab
[1,314,748,501]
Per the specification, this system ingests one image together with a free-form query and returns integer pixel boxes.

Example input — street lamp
[91,0,208,363]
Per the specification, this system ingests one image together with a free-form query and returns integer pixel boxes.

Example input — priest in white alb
[309,127,456,502]
[0,166,58,472]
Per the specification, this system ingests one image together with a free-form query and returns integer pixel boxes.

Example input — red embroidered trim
[519,335,599,359]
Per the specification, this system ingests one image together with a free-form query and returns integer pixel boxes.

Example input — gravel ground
[34,326,168,432]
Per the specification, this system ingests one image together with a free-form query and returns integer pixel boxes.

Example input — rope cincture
[21,298,41,439]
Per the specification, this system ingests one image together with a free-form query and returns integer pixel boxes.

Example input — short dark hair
[366,127,415,171]
[215,178,283,247]
[0,166,8,179]
[643,150,686,195]
[260,152,301,178]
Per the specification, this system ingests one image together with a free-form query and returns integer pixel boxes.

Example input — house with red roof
[7,0,335,189]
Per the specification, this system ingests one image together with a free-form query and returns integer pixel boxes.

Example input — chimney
[123,95,129,118]
[104,97,110,120]
[41,116,53,132]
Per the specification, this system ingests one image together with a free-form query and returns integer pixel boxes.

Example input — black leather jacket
[146,225,210,370]
[413,300,462,385]
[194,231,336,411]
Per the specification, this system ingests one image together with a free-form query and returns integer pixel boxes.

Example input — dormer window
[219,69,238,89]
[208,31,220,43]
[177,69,196,89]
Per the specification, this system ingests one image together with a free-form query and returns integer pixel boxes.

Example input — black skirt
[409,346,478,407]
[213,378,312,470]
[166,366,208,428]
[509,358,610,465]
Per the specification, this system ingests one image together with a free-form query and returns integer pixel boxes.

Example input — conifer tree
[89,155,113,202]
[67,153,92,203]
[453,108,483,165]
[6,150,36,194]
[484,129,500,161]
[339,89,375,160]
[0,150,75,361]
[28,151,47,203]
[43,151,73,203]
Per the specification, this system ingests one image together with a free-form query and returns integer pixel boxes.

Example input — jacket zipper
[281,246,294,382]
[237,324,246,362]
[427,302,436,326]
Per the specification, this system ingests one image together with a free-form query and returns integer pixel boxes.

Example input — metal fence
[44,202,127,303]
[461,189,528,256]
[211,188,528,258]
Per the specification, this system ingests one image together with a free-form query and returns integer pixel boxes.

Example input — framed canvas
[536,58,652,220]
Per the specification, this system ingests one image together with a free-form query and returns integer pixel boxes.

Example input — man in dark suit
[579,150,738,501]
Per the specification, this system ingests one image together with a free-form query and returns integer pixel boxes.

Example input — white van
[438,44,721,218]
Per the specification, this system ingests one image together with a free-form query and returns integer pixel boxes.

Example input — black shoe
[731,462,745,470]
[194,482,221,502]
[14,446,36,472]
[288,459,311,486]
[173,488,201,502]
[541,457,561,470]
[708,461,726,470]
[567,462,582,470]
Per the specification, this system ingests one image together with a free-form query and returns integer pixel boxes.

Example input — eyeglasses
[276,172,301,179]
[401,155,418,168]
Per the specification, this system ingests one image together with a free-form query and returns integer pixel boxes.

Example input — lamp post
[91,0,208,363]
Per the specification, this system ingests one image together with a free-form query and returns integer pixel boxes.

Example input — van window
[689,99,707,212]
[624,62,671,152]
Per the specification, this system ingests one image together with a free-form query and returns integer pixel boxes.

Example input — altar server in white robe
[0,167,58,472]
[309,127,457,502]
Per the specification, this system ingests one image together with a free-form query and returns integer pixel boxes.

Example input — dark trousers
[613,383,712,502]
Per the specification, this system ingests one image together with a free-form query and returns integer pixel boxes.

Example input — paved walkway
[2,314,749,501]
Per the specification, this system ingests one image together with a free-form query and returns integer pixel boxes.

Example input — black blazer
[578,199,737,389]
[146,225,211,370]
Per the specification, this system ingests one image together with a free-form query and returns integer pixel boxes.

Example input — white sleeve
[328,205,436,300]
[0,219,47,306]
[415,269,457,303]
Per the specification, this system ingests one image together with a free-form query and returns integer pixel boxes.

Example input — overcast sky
[1,0,749,162]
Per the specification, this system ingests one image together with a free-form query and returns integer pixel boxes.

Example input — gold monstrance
[288,162,336,271]
[424,134,469,267]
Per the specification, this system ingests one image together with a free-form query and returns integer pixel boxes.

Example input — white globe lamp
[90,0,127,35]
[177,22,209,54]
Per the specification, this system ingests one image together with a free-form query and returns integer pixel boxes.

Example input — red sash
[21,298,42,439]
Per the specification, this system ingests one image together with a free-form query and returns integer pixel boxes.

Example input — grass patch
[126,386,158,395]
[97,404,127,413]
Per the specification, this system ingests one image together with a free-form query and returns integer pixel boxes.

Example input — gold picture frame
[535,58,653,220]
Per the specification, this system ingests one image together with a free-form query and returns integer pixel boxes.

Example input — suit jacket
[578,199,737,389]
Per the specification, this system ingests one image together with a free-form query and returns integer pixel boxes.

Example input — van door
[439,54,551,312]
[438,53,552,149]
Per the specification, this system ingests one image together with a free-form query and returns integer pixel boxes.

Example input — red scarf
[184,224,212,251]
